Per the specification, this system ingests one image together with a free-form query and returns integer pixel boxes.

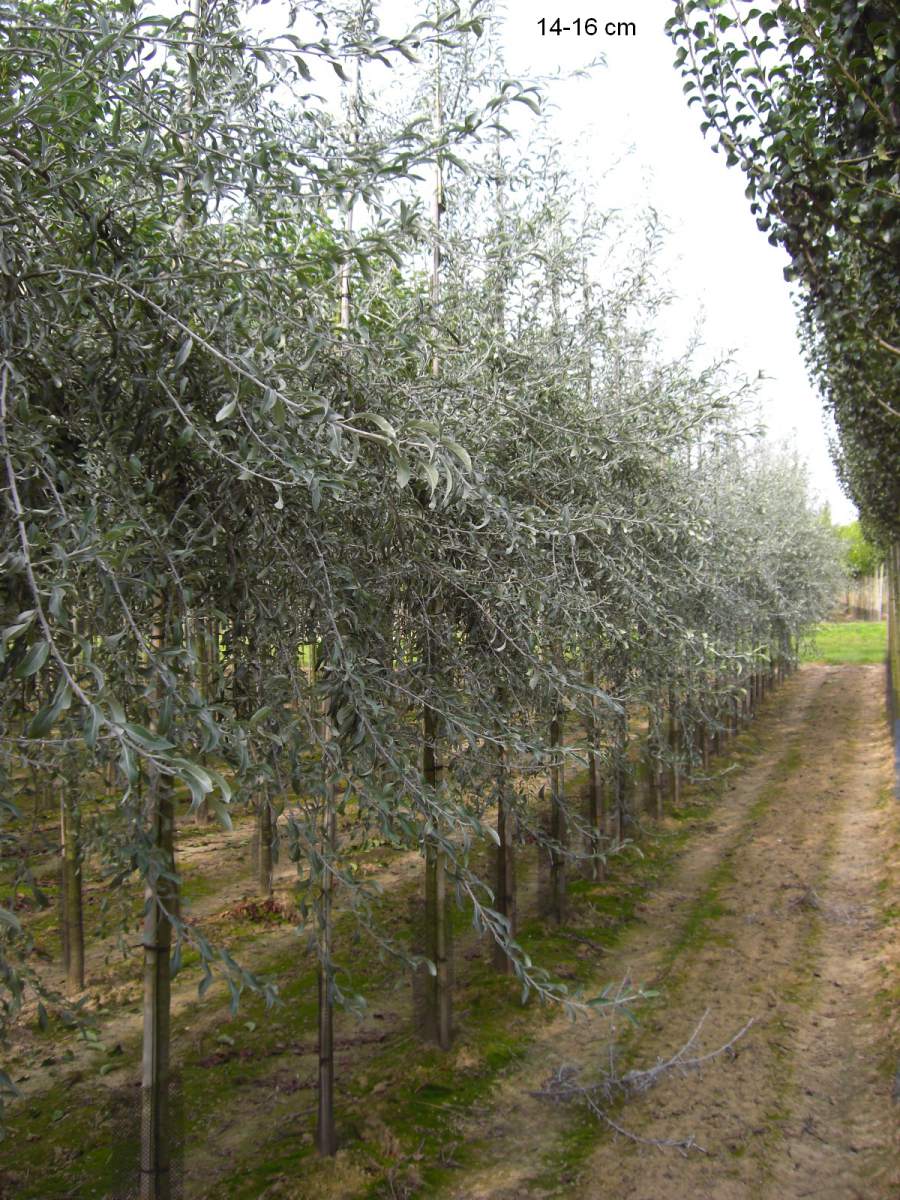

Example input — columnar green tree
[667,0,899,710]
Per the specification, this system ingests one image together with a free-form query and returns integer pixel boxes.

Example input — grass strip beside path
[801,620,886,665]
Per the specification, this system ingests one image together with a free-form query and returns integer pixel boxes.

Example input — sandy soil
[438,664,900,1200]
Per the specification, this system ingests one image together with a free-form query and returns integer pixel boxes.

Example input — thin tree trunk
[586,666,604,879]
[549,704,566,922]
[425,837,452,1047]
[645,702,663,818]
[888,540,900,731]
[423,697,452,1047]
[316,798,337,1156]
[668,686,681,805]
[613,706,628,846]
[257,791,273,897]
[139,574,182,1200]
[313,636,340,1154]
[419,29,451,1048]
[194,611,210,824]
[711,675,722,757]
[60,785,84,994]
[141,770,176,1200]
[207,616,220,703]
[493,740,516,973]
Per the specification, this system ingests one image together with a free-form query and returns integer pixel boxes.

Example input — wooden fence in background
[841,565,889,621]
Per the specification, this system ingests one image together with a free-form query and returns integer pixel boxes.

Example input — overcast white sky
[492,0,854,521]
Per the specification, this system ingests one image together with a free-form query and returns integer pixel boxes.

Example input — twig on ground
[532,1009,755,1156]
[559,932,608,955]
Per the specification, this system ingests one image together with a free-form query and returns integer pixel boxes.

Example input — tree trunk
[493,741,516,973]
[313,637,340,1155]
[888,540,900,747]
[646,703,663,818]
[417,24,452,1048]
[316,800,337,1156]
[60,786,84,995]
[668,687,681,805]
[422,697,452,1047]
[425,838,452,1047]
[257,793,273,897]
[548,704,566,923]
[194,612,211,824]
[586,666,604,879]
[613,706,628,846]
[141,771,176,1200]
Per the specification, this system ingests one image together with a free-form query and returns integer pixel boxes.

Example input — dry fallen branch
[533,1009,755,1156]
[559,931,608,955]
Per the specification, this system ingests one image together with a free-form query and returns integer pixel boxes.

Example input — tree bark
[194,611,211,824]
[140,770,176,1200]
[888,540,900,770]
[613,706,628,846]
[646,702,663,818]
[668,686,681,805]
[888,542,899,711]
[422,697,452,1047]
[548,704,566,923]
[316,799,337,1156]
[417,16,452,1048]
[257,792,273,897]
[60,785,84,995]
[493,740,516,973]
[586,666,604,879]
[425,838,452,1047]
[314,639,340,1155]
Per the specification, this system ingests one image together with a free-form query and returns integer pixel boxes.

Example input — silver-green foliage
[0,0,843,1101]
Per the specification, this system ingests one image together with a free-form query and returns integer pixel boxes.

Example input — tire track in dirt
[763,670,900,1200]
[438,664,898,1200]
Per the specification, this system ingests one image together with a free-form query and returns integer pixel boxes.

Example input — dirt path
[438,664,899,1200]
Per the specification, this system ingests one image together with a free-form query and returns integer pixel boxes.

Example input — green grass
[801,620,886,665]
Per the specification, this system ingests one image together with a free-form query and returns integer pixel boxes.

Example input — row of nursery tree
[0,0,844,1192]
